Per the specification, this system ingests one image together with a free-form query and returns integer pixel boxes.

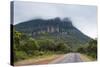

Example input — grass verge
[80,54,96,62]
[14,54,64,66]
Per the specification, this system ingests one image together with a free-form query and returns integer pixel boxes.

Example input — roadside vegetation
[77,39,97,60]
[13,29,97,63]
[13,29,71,62]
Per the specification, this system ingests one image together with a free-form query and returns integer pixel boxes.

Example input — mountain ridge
[14,17,91,49]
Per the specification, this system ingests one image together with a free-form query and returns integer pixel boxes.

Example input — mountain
[14,17,91,49]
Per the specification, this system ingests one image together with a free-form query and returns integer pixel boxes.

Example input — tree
[22,38,39,55]
[13,29,22,51]
[77,39,97,59]
[56,42,70,53]
[77,46,85,53]
[37,39,56,51]
[87,39,97,58]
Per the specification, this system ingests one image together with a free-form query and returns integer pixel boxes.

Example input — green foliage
[13,29,71,62]
[14,51,27,61]
[55,42,70,53]
[77,39,97,59]
[15,18,91,50]
[13,30,22,51]
[87,39,97,58]
[37,39,56,51]
[22,38,39,55]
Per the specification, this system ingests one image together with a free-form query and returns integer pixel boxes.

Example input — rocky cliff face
[15,17,73,36]
[14,17,91,49]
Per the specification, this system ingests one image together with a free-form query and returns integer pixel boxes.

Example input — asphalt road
[15,53,92,66]
[50,53,83,64]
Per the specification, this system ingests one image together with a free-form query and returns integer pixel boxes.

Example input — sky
[13,1,97,39]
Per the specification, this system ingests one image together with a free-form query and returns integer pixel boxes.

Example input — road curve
[50,53,83,64]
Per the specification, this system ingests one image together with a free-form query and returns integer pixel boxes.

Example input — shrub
[14,51,27,62]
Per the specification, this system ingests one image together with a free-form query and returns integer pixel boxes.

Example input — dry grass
[80,54,95,62]
[14,54,64,66]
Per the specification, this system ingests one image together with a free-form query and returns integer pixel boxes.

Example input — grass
[80,53,97,62]
[14,53,64,66]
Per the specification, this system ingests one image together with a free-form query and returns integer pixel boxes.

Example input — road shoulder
[80,54,93,62]
[14,54,64,66]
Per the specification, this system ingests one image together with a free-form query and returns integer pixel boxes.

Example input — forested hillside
[14,17,91,49]
[13,17,97,63]
[13,29,71,62]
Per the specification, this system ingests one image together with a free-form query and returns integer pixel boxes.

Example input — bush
[77,39,97,59]
[13,29,71,62]
[37,39,56,51]
[14,51,27,62]
[56,42,70,53]
[22,38,39,55]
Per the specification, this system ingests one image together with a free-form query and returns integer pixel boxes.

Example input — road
[14,53,92,66]
[50,53,88,64]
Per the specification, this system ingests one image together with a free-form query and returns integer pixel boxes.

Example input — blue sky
[13,1,97,39]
